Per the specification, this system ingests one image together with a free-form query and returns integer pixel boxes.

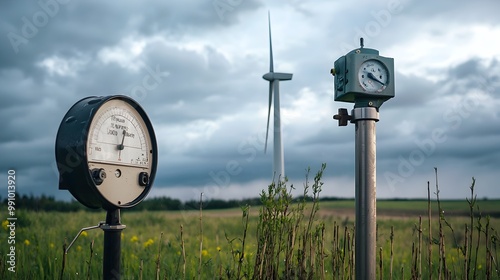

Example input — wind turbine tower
[263,12,293,181]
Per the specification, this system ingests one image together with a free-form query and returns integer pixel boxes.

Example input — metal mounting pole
[102,209,126,280]
[352,107,379,280]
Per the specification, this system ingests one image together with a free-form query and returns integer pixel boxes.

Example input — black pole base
[102,209,126,280]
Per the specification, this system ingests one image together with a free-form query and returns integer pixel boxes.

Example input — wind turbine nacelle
[263,72,293,81]
[331,47,394,108]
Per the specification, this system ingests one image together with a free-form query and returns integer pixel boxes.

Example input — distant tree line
[0,194,353,212]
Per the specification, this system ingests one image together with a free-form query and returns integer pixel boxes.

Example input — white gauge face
[87,99,154,206]
[88,99,151,167]
[358,60,388,93]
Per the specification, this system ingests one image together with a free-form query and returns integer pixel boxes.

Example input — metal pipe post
[352,107,379,280]
[102,209,126,280]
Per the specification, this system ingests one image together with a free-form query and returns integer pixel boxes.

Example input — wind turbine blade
[264,81,273,154]
[268,11,274,73]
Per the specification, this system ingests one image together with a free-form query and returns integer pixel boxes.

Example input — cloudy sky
[1,0,499,203]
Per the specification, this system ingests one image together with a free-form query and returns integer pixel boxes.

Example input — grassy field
[1,171,499,279]
[320,199,500,218]
[0,198,500,279]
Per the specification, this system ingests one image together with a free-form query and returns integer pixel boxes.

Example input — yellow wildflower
[202,249,208,257]
[24,239,30,246]
[50,243,55,249]
[143,238,154,248]
[77,245,82,251]
[216,246,221,252]
[130,235,139,243]
[81,231,88,237]
[2,220,8,230]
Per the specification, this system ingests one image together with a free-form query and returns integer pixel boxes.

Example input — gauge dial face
[357,60,389,93]
[88,99,151,167]
[87,98,154,207]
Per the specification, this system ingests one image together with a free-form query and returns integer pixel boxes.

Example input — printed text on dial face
[88,105,149,167]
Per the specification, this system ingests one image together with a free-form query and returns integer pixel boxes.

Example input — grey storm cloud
[1,0,499,202]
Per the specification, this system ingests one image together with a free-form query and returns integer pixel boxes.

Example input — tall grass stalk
[59,240,67,280]
[342,226,348,280]
[464,225,469,279]
[473,209,482,280]
[180,225,186,279]
[318,223,326,280]
[86,240,94,280]
[411,242,416,279]
[379,247,383,280]
[349,230,355,279]
[236,205,250,279]
[390,226,394,280]
[492,228,500,278]
[139,259,143,280]
[198,193,203,280]
[466,177,477,278]
[428,181,433,280]
[155,232,163,280]
[485,216,491,280]
[418,216,422,279]
[434,167,447,279]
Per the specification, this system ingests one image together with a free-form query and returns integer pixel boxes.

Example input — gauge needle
[367,72,385,85]
[117,130,126,161]
[117,130,126,151]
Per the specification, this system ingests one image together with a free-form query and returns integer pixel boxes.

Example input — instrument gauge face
[357,60,388,93]
[87,100,152,168]
[56,95,157,210]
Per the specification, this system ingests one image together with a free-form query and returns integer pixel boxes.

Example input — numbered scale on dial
[88,100,151,167]
[357,60,388,93]
[55,95,158,210]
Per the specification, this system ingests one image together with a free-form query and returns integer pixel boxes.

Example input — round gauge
[357,60,389,93]
[55,95,157,210]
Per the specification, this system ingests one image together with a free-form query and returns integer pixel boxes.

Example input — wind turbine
[263,12,293,181]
